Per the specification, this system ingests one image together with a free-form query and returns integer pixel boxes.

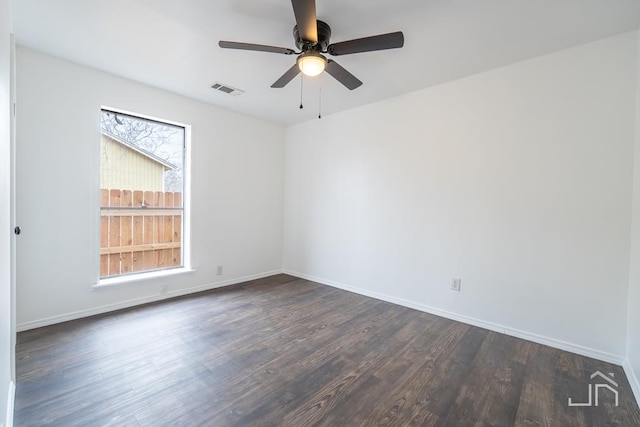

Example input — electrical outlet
[451,278,461,292]
[216,265,223,276]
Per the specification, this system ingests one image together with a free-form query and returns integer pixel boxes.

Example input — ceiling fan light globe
[297,53,326,77]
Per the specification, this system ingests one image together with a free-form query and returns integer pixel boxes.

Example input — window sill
[93,267,195,289]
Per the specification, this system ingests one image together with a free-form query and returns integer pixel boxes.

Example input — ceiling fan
[219,0,404,90]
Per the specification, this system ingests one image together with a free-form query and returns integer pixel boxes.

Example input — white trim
[623,359,640,407]
[4,381,14,427]
[100,105,189,129]
[17,269,283,332]
[283,269,625,365]
[95,105,193,284]
[94,267,196,288]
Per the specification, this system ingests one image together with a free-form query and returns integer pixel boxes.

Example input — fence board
[100,254,109,277]
[100,189,109,207]
[121,253,133,273]
[154,216,162,244]
[143,191,154,208]
[133,190,143,207]
[153,191,162,207]
[108,254,120,276]
[120,214,133,275]
[142,251,156,270]
[122,190,133,207]
[109,189,121,207]
[163,216,172,243]
[172,248,181,266]
[109,216,121,248]
[165,248,174,267]
[175,215,182,241]
[132,251,143,272]
[121,216,132,246]
[143,216,153,245]
[100,217,108,247]
[133,217,143,245]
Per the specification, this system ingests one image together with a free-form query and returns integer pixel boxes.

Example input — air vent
[211,82,245,96]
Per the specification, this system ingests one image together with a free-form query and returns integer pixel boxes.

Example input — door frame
[9,32,16,382]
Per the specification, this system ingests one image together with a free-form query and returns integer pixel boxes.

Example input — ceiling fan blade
[219,41,295,55]
[291,0,318,43]
[271,64,301,88]
[325,60,362,90]
[328,31,404,56]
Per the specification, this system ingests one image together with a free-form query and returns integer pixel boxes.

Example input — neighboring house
[100,132,176,192]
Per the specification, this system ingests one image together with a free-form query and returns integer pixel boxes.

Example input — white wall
[284,32,637,361]
[626,29,640,404]
[16,48,284,329]
[0,0,12,424]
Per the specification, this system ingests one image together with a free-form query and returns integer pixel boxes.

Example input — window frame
[94,107,192,287]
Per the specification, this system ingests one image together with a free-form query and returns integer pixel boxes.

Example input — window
[99,109,186,279]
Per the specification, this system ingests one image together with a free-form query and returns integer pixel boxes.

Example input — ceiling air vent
[211,82,245,96]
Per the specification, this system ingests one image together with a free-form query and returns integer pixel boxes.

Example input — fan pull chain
[299,75,304,109]
[318,76,322,119]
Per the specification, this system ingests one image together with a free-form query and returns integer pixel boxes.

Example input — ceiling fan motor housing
[294,20,331,52]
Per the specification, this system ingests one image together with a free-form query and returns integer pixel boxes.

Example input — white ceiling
[11,0,640,126]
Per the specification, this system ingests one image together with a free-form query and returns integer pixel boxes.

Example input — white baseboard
[16,266,630,369]
[623,359,640,407]
[4,381,14,427]
[17,269,284,332]
[283,269,625,365]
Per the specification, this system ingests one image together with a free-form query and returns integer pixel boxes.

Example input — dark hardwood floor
[14,274,640,426]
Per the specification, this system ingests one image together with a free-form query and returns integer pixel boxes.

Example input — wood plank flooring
[14,274,640,426]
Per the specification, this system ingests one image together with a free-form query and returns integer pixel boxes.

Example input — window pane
[99,110,185,279]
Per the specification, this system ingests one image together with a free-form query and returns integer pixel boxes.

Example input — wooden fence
[100,189,182,278]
